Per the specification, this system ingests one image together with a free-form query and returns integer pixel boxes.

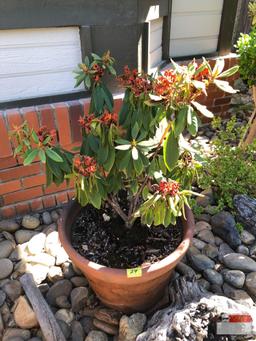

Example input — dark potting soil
[71,202,183,269]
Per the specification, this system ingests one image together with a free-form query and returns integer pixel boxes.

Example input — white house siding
[149,17,163,69]
[0,27,83,102]
[170,0,224,57]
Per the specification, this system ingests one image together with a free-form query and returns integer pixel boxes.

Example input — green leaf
[142,186,149,200]
[118,151,131,170]
[133,155,144,175]
[115,138,130,145]
[89,191,101,209]
[75,73,85,88]
[102,87,113,112]
[187,110,199,136]
[39,150,46,163]
[163,130,179,171]
[218,65,239,78]
[45,148,63,162]
[46,163,53,186]
[84,76,91,89]
[14,145,22,157]
[104,147,115,172]
[31,130,39,144]
[191,101,214,118]
[93,85,104,114]
[98,144,109,164]
[24,149,39,166]
[46,158,63,178]
[131,122,140,139]
[174,107,187,137]
[88,135,99,153]
[213,79,238,94]
[84,56,90,66]
[91,53,101,60]
[107,64,116,76]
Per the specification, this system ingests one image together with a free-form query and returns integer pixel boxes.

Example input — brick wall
[0,56,238,219]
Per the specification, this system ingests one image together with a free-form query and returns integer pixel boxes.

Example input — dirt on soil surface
[71,203,183,269]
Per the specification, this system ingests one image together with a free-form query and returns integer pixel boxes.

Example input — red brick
[0,205,16,218]
[0,157,17,170]
[208,106,223,114]
[22,174,46,188]
[56,191,69,205]
[114,97,123,113]
[6,109,23,130]
[54,104,72,146]
[0,180,21,195]
[22,107,40,131]
[0,114,13,158]
[0,163,41,182]
[69,101,82,143]
[222,104,231,112]
[38,105,57,144]
[44,182,68,195]
[16,202,30,215]
[214,96,231,106]
[30,198,43,211]
[43,195,56,208]
[67,189,75,200]
[79,98,90,116]
[4,186,43,205]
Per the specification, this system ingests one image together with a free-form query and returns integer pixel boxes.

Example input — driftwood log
[20,274,66,341]
[136,276,256,341]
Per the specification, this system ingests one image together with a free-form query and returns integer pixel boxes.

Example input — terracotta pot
[58,200,194,313]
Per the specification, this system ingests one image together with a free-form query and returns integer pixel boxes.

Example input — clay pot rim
[58,199,194,280]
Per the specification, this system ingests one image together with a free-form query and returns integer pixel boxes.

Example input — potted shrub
[10,51,238,313]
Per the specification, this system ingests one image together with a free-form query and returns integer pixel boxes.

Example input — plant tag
[127,267,142,278]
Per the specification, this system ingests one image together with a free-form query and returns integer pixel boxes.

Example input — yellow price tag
[126,267,142,278]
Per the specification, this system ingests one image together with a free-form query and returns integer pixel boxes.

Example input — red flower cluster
[37,126,56,146]
[118,66,152,97]
[153,69,176,97]
[158,180,180,197]
[78,113,95,134]
[193,63,210,81]
[73,155,97,177]
[92,63,104,82]
[100,112,118,126]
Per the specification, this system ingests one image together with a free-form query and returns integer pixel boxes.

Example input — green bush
[199,116,256,209]
[235,27,256,87]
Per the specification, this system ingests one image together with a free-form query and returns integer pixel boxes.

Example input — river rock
[3,328,31,341]
[218,243,234,262]
[192,238,206,250]
[0,259,13,279]
[223,283,254,308]
[214,237,223,246]
[46,279,72,306]
[22,215,40,230]
[55,309,74,325]
[250,243,256,258]
[175,262,196,279]
[240,230,255,245]
[93,318,119,335]
[196,189,214,207]
[203,269,223,286]
[71,287,89,312]
[237,245,250,256]
[119,313,147,341]
[56,295,71,309]
[0,290,6,307]
[9,243,28,262]
[194,221,211,235]
[188,254,215,272]
[51,210,59,222]
[85,331,108,341]
[80,316,94,334]
[62,262,76,279]
[197,229,215,245]
[70,276,88,287]
[14,296,38,329]
[211,211,241,248]
[15,230,38,244]
[223,270,245,288]
[202,244,218,259]
[71,320,85,341]
[42,211,52,225]
[0,220,19,233]
[233,194,256,235]
[198,278,210,291]
[245,272,256,296]
[57,319,71,339]
[0,240,14,258]
[222,253,256,272]
[2,280,22,301]
[95,308,121,326]
[27,233,46,255]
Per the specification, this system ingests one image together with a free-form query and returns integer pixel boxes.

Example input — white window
[170,0,224,58]
[0,27,83,103]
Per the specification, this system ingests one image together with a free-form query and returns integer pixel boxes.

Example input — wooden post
[20,274,66,341]
[241,86,256,146]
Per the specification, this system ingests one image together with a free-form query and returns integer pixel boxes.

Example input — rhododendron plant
[11,51,238,228]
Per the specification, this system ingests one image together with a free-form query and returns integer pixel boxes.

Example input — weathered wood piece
[20,273,66,341]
